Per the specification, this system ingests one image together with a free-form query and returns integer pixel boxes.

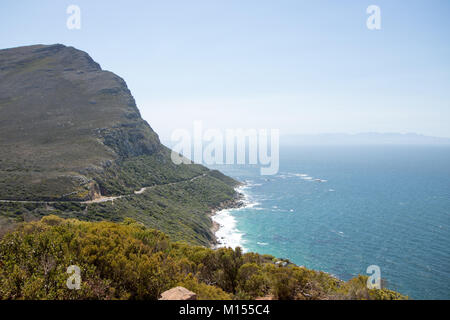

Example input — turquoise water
[211,146,450,299]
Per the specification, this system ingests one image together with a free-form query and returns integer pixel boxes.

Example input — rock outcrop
[159,287,197,300]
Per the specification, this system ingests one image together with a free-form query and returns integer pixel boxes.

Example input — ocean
[210,145,450,300]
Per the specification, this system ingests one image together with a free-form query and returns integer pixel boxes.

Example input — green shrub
[0,216,408,300]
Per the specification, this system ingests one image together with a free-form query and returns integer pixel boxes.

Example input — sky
[1,0,449,140]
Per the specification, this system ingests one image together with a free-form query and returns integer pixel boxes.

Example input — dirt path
[0,173,207,205]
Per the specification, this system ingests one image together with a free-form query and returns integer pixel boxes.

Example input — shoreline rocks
[209,190,245,247]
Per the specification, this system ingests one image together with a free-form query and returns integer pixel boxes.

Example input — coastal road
[0,173,208,205]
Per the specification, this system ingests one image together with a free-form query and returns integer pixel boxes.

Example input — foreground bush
[0,216,407,300]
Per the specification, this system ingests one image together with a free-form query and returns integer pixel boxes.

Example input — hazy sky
[1,0,449,140]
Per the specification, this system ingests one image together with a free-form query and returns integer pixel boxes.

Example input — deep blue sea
[210,145,450,300]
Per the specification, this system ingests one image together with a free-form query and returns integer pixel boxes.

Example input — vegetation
[0,168,238,246]
[0,216,407,300]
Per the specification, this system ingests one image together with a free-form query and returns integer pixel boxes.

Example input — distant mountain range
[281,133,450,146]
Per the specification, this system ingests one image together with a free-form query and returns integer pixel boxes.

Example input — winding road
[0,173,207,205]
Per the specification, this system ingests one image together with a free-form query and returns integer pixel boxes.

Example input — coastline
[210,183,255,250]
[209,187,244,247]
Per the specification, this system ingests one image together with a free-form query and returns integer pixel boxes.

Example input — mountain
[0,44,239,245]
[281,133,450,146]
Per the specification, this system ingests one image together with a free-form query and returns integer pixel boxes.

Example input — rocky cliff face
[0,44,161,200]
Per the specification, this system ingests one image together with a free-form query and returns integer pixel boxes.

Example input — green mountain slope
[0,44,239,245]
